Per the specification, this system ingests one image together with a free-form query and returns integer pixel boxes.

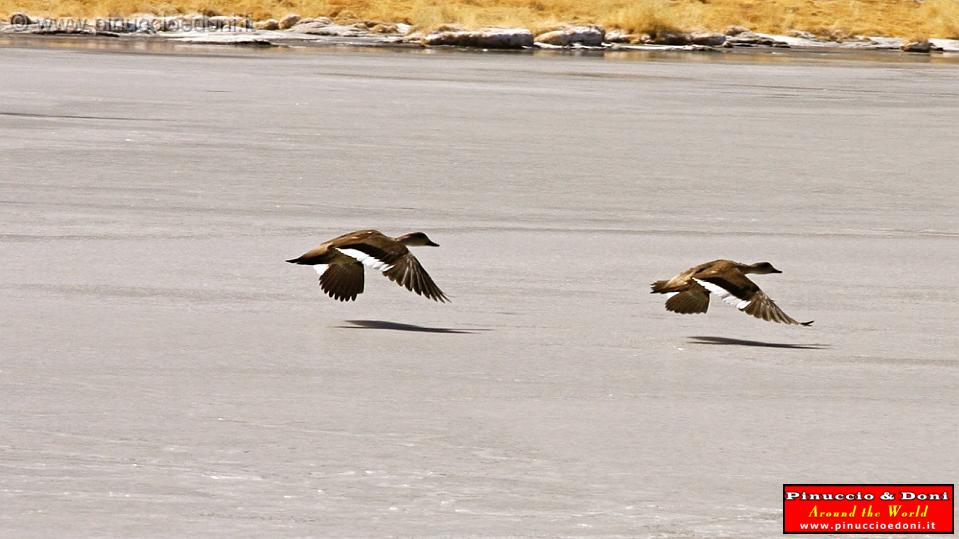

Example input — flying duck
[651,260,812,326]
[287,230,449,302]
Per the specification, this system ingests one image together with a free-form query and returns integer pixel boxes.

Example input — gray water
[1,39,957,537]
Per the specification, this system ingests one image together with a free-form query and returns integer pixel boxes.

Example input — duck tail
[650,280,670,294]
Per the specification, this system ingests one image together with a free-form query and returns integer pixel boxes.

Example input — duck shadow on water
[335,319,490,334]
[688,336,830,350]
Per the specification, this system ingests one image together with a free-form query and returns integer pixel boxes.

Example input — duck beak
[426,240,440,247]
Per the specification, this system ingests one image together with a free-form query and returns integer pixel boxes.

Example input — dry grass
[3,0,959,38]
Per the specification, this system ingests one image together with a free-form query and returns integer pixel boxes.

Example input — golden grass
[2,0,959,38]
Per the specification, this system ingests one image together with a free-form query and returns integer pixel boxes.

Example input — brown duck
[287,230,449,303]
[651,260,812,326]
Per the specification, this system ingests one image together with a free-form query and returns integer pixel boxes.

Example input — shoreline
[2,13,959,56]
[0,22,959,59]
[3,0,959,39]
[4,34,959,70]
[1,30,959,66]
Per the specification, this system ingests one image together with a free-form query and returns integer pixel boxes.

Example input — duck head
[747,261,782,274]
[396,232,440,247]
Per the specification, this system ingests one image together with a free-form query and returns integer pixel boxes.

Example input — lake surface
[1,39,957,537]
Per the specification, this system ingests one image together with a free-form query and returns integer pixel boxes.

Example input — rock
[296,17,331,26]
[96,18,136,32]
[9,12,33,26]
[255,19,279,30]
[149,14,248,32]
[207,16,250,30]
[901,39,937,53]
[30,23,94,35]
[724,31,789,47]
[849,36,902,49]
[430,24,465,33]
[290,20,367,37]
[649,32,691,45]
[422,27,533,49]
[370,23,399,34]
[929,38,959,52]
[278,14,301,30]
[130,15,161,33]
[95,16,163,32]
[604,30,649,44]
[604,29,630,43]
[821,28,850,42]
[724,25,749,36]
[181,16,208,31]
[789,30,817,40]
[689,31,726,47]
[289,19,329,32]
[153,16,185,32]
[534,25,605,47]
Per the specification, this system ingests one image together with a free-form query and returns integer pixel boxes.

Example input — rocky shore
[2,11,958,53]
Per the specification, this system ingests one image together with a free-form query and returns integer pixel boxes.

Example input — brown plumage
[287,230,449,303]
[651,259,812,326]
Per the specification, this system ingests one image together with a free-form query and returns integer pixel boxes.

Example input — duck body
[287,229,449,303]
[652,259,812,326]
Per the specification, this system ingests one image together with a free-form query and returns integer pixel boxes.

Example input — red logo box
[783,484,954,534]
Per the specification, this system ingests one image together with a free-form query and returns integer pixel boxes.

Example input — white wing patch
[336,248,394,271]
[694,278,750,310]
[312,264,329,275]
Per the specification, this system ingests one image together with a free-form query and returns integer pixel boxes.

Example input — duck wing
[333,239,449,303]
[382,253,450,303]
[741,290,813,326]
[316,263,365,302]
[694,272,811,326]
[664,283,710,314]
[334,241,402,272]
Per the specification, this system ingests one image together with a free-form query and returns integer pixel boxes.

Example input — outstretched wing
[316,263,365,302]
[694,273,811,326]
[741,291,813,326]
[664,284,710,314]
[382,253,450,303]
[694,272,759,308]
[335,244,396,272]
